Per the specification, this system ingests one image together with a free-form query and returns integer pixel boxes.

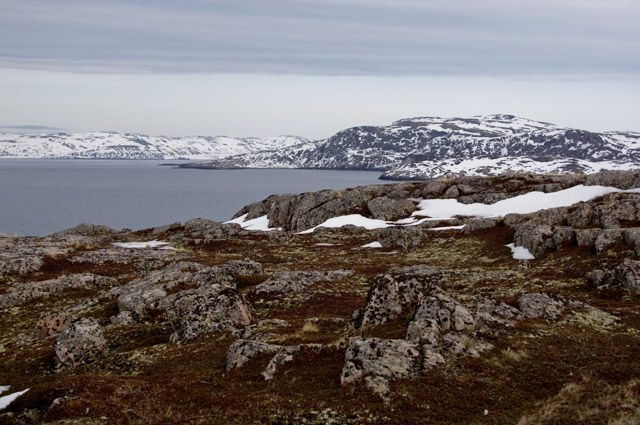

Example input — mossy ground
[1,225,639,424]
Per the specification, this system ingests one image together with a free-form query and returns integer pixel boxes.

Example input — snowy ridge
[187,114,640,178]
[0,132,308,160]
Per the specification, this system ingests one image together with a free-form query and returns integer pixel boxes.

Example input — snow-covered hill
[185,114,640,179]
[0,132,308,160]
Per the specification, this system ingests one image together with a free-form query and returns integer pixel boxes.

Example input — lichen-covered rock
[588,259,640,294]
[182,218,242,241]
[584,170,640,190]
[412,294,476,333]
[225,339,282,371]
[51,223,117,238]
[377,226,423,250]
[34,311,72,338]
[254,270,353,294]
[360,266,443,327]
[225,338,319,380]
[513,224,554,257]
[0,253,44,278]
[225,259,264,278]
[474,297,521,328]
[54,319,107,370]
[512,222,576,256]
[575,229,602,248]
[518,293,566,319]
[0,274,117,309]
[594,229,625,252]
[340,338,420,398]
[162,285,253,342]
[405,317,440,346]
[464,218,502,233]
[71,246,187,268]
[110,311,135,326]
[367,197,416,221]
[113,262,234,320]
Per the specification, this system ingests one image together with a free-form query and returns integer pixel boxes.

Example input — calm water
[0,160,385,236]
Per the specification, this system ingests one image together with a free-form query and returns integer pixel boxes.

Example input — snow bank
[225,214,281,232]
[428,225,466,231]
[113,240,173,249]
[0,386,29,410]
[506,243,535,260]
[298,214,391,234]
[413,185,640,219]
[361,241,383,249]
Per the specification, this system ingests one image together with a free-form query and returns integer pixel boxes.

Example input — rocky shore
[1,170,640,424]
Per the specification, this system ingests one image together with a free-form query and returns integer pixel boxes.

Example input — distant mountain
[184,114,640,179]
[0,132,308,160]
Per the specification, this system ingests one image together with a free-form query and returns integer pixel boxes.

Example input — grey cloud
[0,0,638,75]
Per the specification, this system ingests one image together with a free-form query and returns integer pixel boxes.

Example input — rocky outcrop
[152,219,244,244]
[588,260,640,294]
[112,262,234,320]
[231,171,637,233]
[234,183,417,232]
[517,293,586,320]
[367,197,416,221]
[225,339,321,380]
[254,270,354,294]
[0,274,117,309]
[50,223,117,238]
[341,338,421,399]
[377,227,423,250]
[0,254,44,278]
[34,312,72,338]
[161,285,253,342]
[54,319,107,370]
[111,261,256,342]
[359,266,444,327]
[347,280,586,398]
[508,191,640,256]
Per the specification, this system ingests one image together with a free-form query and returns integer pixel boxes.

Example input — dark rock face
[235,183,417,232]
[232,171,610,232]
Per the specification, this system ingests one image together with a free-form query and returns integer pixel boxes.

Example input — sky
[0,0,639,138]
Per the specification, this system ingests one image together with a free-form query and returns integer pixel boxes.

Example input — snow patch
[413,185,640,219]
[298,214,391,234]
[113,240,174,249]
[0,387,29,410]
[225,214,281,232]
[428,225,466,231]
[361,241,383,249]
[506,243,535,260]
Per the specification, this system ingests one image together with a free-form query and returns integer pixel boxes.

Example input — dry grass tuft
[518,378,640,425]
[301,321,321,334]
[501,348,528,362]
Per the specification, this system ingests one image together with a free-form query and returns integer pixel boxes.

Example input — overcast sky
[1,0,638,138]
